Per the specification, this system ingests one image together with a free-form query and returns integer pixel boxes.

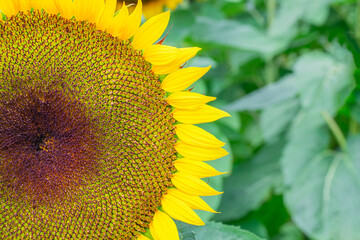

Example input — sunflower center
[33,133,47,151]
[0,10,176,239]
[0,87,101,205]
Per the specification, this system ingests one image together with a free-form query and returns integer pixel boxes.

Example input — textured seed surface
[0,11,176,239]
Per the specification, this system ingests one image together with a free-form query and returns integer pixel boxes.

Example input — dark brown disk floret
[0,10,177,239]
[0,86,101,205]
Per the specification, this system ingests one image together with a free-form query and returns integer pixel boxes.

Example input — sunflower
[120,0,183,18]
[0,0,229,239]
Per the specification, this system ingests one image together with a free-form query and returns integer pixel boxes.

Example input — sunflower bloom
[120,0,183,18]
[0,0,229,239]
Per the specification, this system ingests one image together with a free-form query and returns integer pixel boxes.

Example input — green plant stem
[264,58,277,84]
[264,0,277,84]
[356,0,360,45]
[321,111,348,153]
[267,0,276,28]
[349,118,358,135]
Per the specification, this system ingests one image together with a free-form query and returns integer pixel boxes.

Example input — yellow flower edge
[0,0,230,239]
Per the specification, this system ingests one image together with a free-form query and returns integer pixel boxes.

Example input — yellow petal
[167,188,218,213]
[162,191,204,226]
[132,11,170,50]
[142,1,163,19]
[151,47,201,75]
[166,92,215,110]
[29,0,41,10]
[137,234,150,240]
[108,3,129,38]
[96,0,116,31]
[161,66,210,93]
[19,0,31,12]
[121,0,142,40]
[175,124,225,148]
[54,0,73,19]
[150,211,179,240]
[174,159,225,178]
[175,141,228,161]
[31,0,58,14]
[143,45,181,66]
[73,0,103,23]
[0,0,19,17]
[173,104,230,124]
[172,172,222,196]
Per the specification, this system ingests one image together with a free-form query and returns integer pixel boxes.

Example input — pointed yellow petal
[172,172,222,196]
[54,0,73,19]
[137,234,150,240]
[0,0,19,17]
[96,0,116,31]
[132,11,170,50]
[161,66,210,93]
[73,0,103,23]
[175,124,225,148]
[32,0,58,14]
[143,45,181,66]
[108,3,129,38]
[167,92,215,110]
[150,211,179,240]
[175,141,228,161]
[121,0,142,40]
[174,159,225,178]
[162,191,205,226]
[151,47,201,75]
[173,104,230,124]
[73,0,87,21]
[19,0,31,12]
[175,157,204,162]
[167,189,218,213]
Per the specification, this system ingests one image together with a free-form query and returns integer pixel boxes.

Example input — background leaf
[283,136,360,239]
[293,44,355,116]
[191,17,291,57]
[163,0,360,238]
[216,140,284,221]
[193,222,265,240]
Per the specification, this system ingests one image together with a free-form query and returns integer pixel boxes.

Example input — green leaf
[281,45,358,239]
[190,17,292,57]
[281,121,330,186]
[293,45,355,116]
[281,43,355,185]
[225,75,297,112]
[275,223,305,240]
[193,222,265,240]
[215,140,284,221]
[234,218,269,239]
[260,98,300,142]
[176,221,197,240]
[270,0,334,39]
[284,136,360,239]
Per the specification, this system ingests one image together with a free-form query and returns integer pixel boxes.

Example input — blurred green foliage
[165,0,360,239]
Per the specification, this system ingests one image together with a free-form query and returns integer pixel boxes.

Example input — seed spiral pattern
[0,11,176,239]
